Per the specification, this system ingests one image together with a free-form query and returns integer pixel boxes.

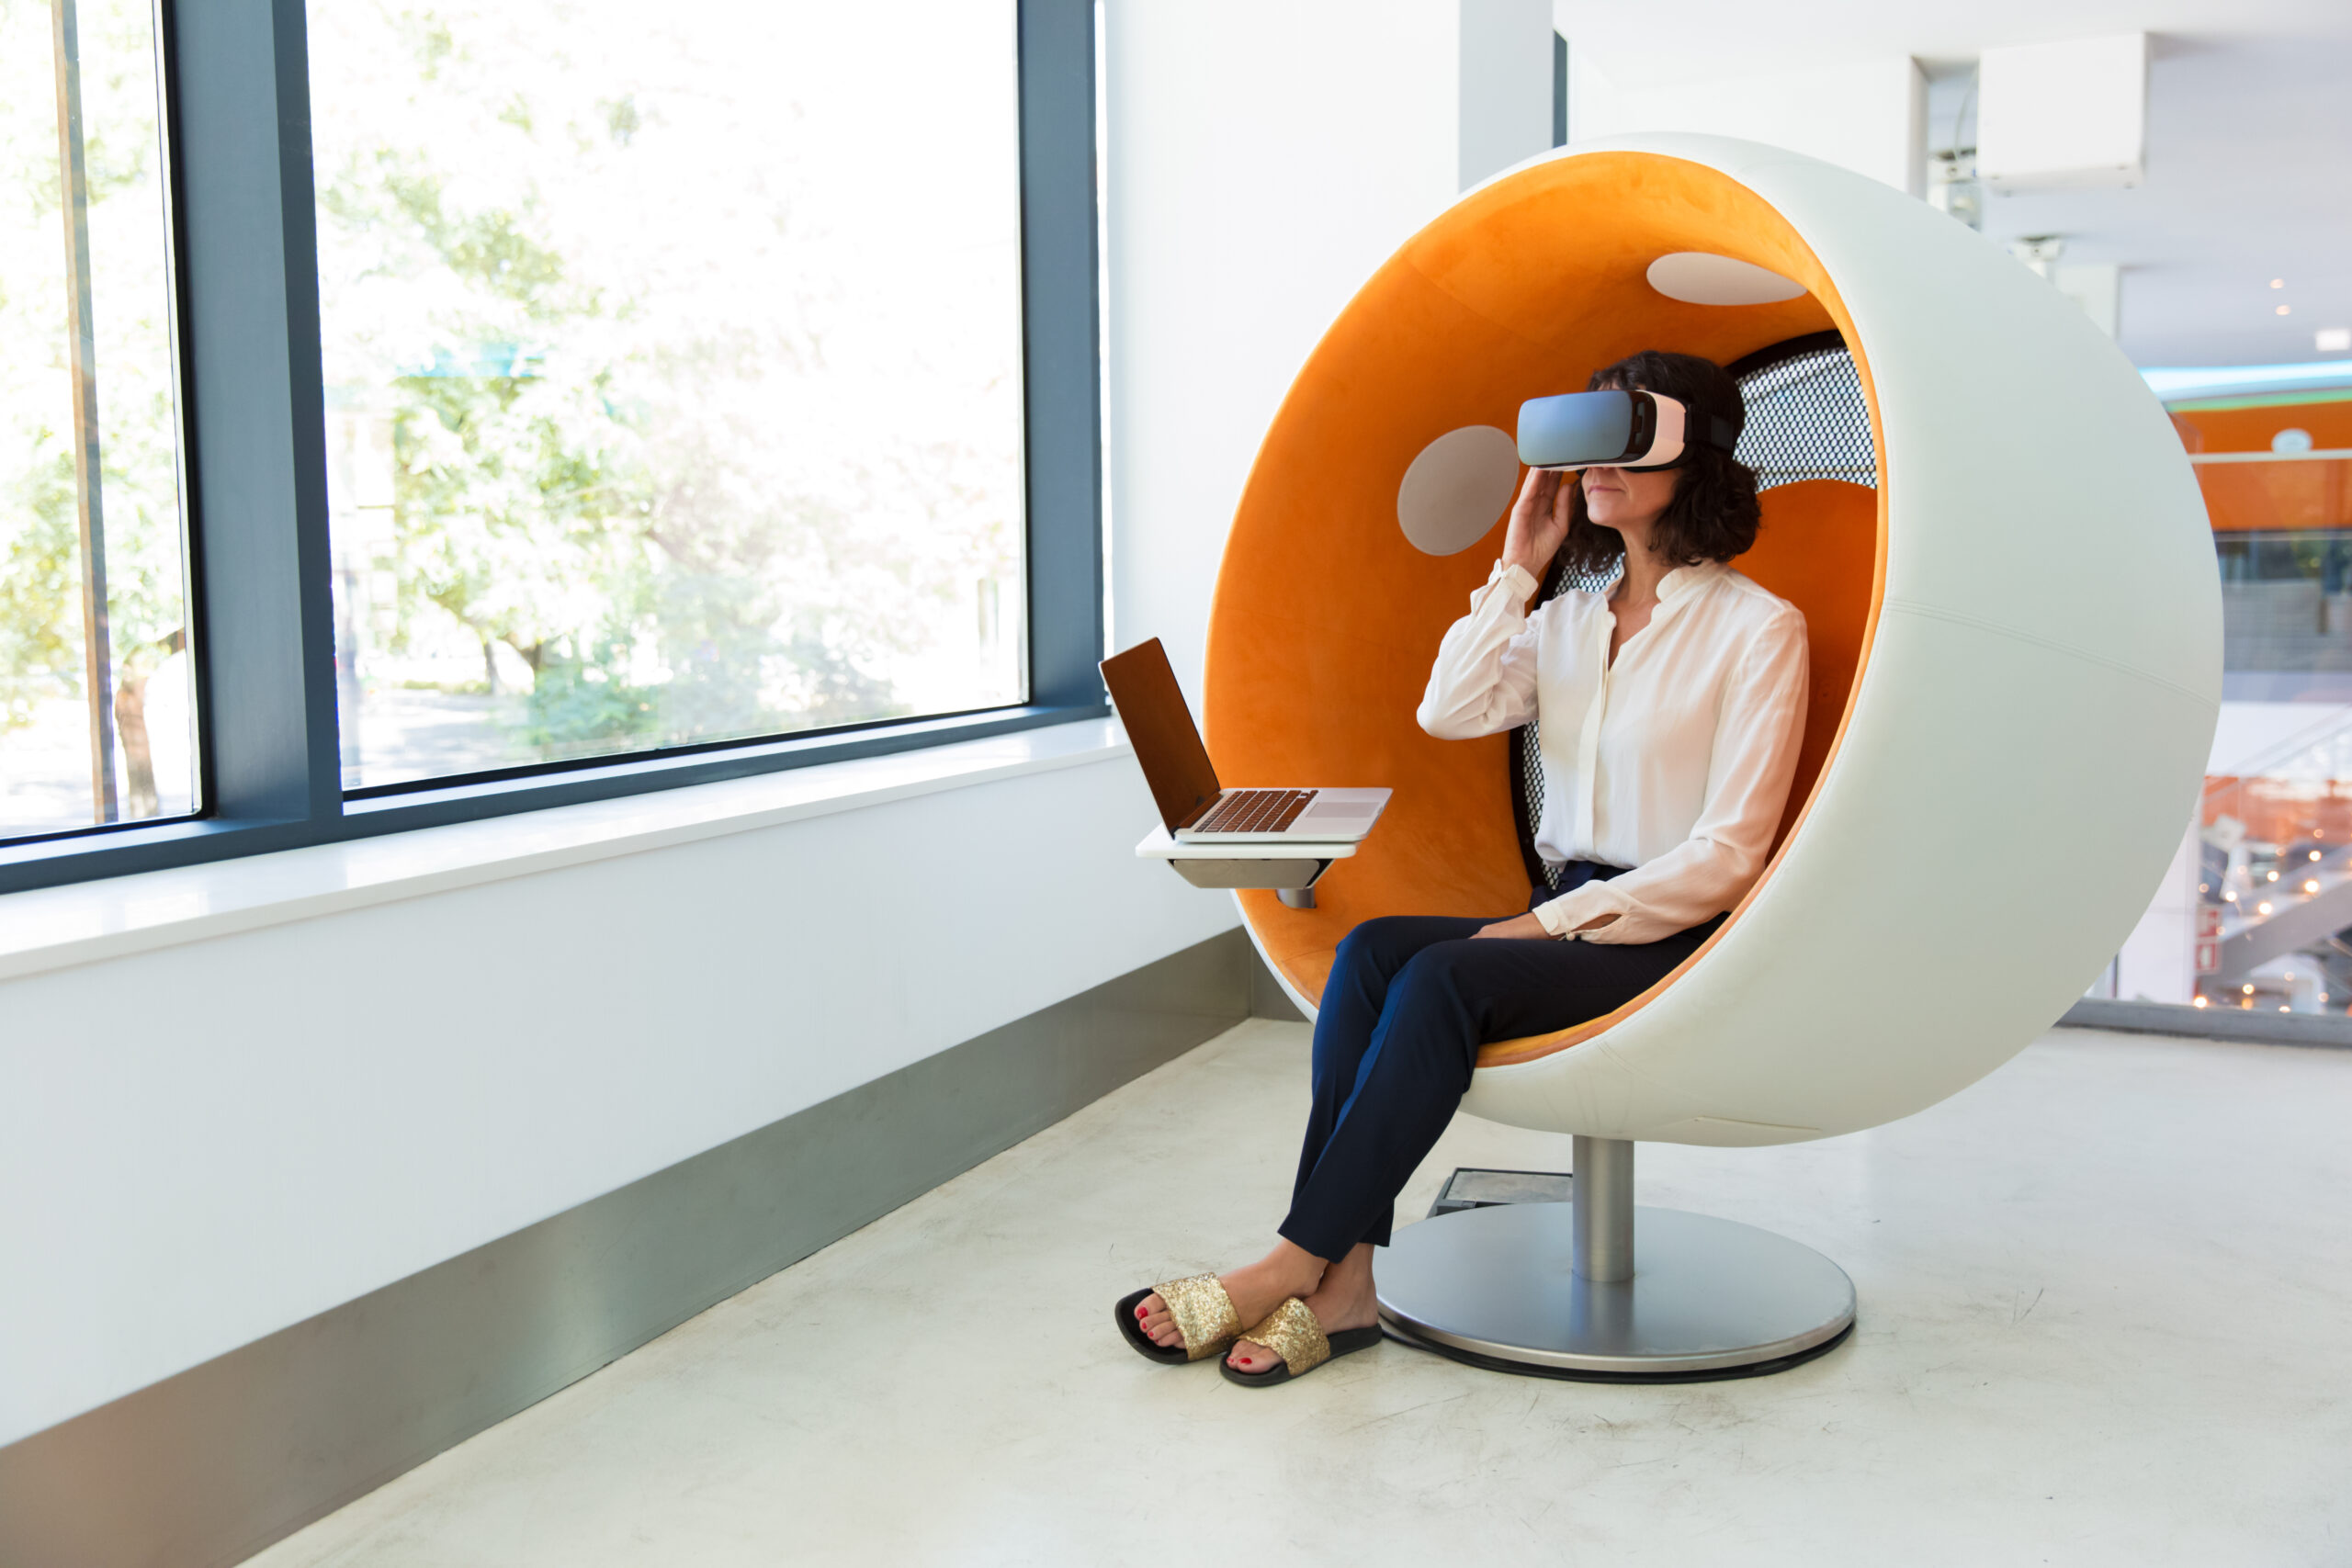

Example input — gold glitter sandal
[1221,1296,1382,1388]
[1114,1274,1242,1365]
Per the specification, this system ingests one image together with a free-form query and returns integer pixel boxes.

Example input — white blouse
[1417,558,1810,944]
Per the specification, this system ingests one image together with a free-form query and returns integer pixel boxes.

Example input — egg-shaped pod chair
[1204,134,2220,1378]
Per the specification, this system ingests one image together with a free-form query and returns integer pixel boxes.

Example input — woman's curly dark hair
[1554,350,1760,578]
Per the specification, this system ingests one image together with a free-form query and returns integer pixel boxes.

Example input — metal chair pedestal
[1374,1137,1856,1381]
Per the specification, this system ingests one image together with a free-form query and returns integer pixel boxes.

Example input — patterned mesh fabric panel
[1510,340,1873,892]
[1733,345,1878,491]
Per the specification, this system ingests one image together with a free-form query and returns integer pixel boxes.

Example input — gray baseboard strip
[0,927,1272,1568]
[1249,944,1306,1021]
[2057,996,2352,1049]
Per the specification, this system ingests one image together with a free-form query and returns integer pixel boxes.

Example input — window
[2216,531,2352,697]
[0,0,1102,892]
[0,0,195,840]
[310,3,1028,791]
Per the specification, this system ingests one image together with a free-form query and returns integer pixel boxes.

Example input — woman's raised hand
[1500,468,1573,584]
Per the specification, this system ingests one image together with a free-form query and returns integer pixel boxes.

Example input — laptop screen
[1100,638,1222,832]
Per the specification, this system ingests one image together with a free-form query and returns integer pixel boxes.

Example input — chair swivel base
[1375,1201,1856,1382]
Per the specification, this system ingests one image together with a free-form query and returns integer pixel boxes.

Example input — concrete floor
[248,1021,2352,1567]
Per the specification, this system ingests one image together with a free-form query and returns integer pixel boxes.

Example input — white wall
[1568,52,1927,197]
[0,1,1527,1450]
[1102,0,1551,707]
[0,754,1234,1448]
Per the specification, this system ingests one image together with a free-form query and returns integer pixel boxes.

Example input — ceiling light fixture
[2010,235,2065,278]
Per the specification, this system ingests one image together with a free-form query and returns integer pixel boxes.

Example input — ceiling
[1554,0,2352,367]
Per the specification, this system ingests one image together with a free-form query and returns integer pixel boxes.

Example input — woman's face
[1579,463,1679,536]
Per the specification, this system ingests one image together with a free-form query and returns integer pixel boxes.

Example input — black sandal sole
[1219,1325,1385,1387]
[1114,1286,1195,1365]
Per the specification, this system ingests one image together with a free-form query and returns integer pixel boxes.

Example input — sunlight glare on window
[0,0,195,841]
[309,1,1027,790]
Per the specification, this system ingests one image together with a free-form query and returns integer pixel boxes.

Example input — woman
[1116,350,1810,1386]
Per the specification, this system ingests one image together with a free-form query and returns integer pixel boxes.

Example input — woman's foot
[1226,1241,1378,1374]
[1133,1240,1326,1356]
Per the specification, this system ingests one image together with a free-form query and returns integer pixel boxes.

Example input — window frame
[0,0,1105,895]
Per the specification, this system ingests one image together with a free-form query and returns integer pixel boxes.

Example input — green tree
[307,0,1020,776]
[315,41,827,761]
[1,0,189,821]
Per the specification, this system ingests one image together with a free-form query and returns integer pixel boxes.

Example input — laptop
[1101,637,1390,844]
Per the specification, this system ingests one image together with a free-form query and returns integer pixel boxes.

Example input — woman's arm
[1417,469,1573,739]
[1415,564,1543,739]
[1528,606,1810,943]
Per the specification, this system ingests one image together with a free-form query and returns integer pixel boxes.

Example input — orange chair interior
[1202,152,1887,1066]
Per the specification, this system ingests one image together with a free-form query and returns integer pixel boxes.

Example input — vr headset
[1517,389,1740,471]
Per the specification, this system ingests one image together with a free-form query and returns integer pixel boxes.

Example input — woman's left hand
[1472,910,1621,940]
[1473,912,1552,940]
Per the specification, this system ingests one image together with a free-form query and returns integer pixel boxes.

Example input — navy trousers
[1276,865,1724,1260]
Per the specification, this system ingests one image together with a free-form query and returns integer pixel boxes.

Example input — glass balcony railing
[2194,706,2352,1014]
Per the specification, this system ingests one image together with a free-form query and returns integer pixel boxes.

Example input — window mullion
[165,0,343,829]
[1017,0,1107,712]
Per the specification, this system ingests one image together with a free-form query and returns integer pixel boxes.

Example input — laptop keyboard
[1193,788,1315,834]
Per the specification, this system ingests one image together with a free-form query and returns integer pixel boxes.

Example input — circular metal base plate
[1376,1202,1856,1382]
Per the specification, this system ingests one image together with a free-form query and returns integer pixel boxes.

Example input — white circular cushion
[1396,425,1522,556]
[1647,250,1808,306]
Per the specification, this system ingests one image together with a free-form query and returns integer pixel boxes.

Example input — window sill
[0,703,1107,895]
[0,718,1129,984]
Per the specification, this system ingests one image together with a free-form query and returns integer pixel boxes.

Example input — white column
[2113,820,2200,1005]
[1458,0,1555,190]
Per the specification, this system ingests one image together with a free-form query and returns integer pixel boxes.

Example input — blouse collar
[1657,560,1728,602]
[1599,558,1726,605]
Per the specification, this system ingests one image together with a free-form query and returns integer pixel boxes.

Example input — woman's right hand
[1500,467,1573,585]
